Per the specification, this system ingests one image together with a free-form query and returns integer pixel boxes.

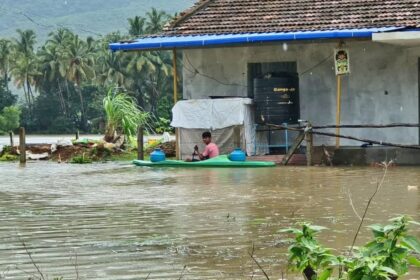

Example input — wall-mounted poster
[334,49,350,75]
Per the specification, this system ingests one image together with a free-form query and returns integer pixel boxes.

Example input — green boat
[133,155,276,168]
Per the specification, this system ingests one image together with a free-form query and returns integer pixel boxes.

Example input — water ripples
[0,162,418,279]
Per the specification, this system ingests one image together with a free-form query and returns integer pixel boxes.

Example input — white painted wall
[182,41,420,146]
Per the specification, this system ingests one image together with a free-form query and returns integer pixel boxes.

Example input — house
[110,0,420,162]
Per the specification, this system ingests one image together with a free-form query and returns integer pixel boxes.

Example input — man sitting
[191,131,219,161]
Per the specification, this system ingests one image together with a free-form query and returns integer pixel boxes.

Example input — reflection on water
[0,162,418,279]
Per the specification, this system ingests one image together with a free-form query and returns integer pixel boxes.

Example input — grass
[0,153,18,161]
[0,146,18,161]
[108,149,139,161]
[0,144,168,163]
[70,153,92,164]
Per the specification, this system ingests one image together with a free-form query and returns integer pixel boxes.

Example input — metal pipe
[173,49,181,160]
[173,49,178,103]
[335,75,342,148]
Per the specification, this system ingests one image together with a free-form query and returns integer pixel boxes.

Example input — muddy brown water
[0,162,419,279]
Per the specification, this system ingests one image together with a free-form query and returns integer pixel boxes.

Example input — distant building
[111,0,420,158]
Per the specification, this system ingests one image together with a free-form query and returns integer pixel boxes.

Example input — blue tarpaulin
[109,27,403,52]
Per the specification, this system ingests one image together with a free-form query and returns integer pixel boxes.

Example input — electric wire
[183,51,334,88]
[184,53,248,87]
[0,5,105,37]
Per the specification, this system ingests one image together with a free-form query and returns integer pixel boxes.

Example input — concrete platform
[329,146,420,166]
[249,146,420,166]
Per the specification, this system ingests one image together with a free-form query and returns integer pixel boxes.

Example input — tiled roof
[164,0,420,35]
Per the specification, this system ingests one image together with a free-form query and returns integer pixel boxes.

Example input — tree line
[0,8,178,134]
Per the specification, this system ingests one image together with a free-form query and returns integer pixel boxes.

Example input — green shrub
[103,88,149,143]
[70,153,92,164]
[281,216,420,280]
[154,117,173,134]
[0,153,18,161]
[0,106,21,134]
[280,224,337,279]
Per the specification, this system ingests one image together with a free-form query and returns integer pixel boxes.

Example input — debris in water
[407,185,418,191]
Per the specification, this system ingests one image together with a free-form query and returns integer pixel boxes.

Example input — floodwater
[0,163,418,279]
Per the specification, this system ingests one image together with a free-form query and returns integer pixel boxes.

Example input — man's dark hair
[202,131,211,138]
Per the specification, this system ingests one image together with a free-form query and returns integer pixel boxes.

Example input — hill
[0,0,194,42]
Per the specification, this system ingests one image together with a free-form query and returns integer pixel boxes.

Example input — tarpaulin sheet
[171,98,253,129]
[171,98,268,157]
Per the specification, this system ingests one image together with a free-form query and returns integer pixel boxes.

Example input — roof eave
[109,27,405,52]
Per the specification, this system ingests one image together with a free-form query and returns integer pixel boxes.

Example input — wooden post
[9,131,14,147]
[173,49,178,104]
[305,123,313,166]
[75,130,80,140]
[233,126,241,148]
[173,48,181,160]
[137,126,144,160]
[281,132,305,165]
[335,75,342,148]
[175,128,181,160]
[19,127,26,164]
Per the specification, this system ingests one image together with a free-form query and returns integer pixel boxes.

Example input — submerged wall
[182,41,420,146]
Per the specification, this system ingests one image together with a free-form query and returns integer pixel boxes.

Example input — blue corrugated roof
[109,27,403,52]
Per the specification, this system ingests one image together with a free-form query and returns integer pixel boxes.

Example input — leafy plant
[154,117,173,134]
[281,216,420,280]
[345,216,420,280]
[0,105,21,134]
[280,223,337,280]
[70,153,92,164]
[103,88,149,143]
[0,153,18,161]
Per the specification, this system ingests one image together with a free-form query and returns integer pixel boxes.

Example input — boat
[133,155,276,168]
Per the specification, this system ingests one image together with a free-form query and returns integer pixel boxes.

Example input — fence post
[137,126,144,160]
[305,123,313,166]
[175,128,181,160]
[19,127,26,164]
[233,126,241,148]
[75,130,80,140]
[9,131,14,147]
[281,132,305,166]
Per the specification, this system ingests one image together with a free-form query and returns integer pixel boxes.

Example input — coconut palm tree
[145,8,169,34]
[37,43,68,114]
[128,16,146,36]
[0,39,11,89]
[46,28,75,107]
[47,28,73,48]
[10,54,39,110]
[115,11,177,117]
[10,29,38,110]
[13,29,36,57]
[60,35,95,128]
[97,51,127,88]
[125,51,158,108]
